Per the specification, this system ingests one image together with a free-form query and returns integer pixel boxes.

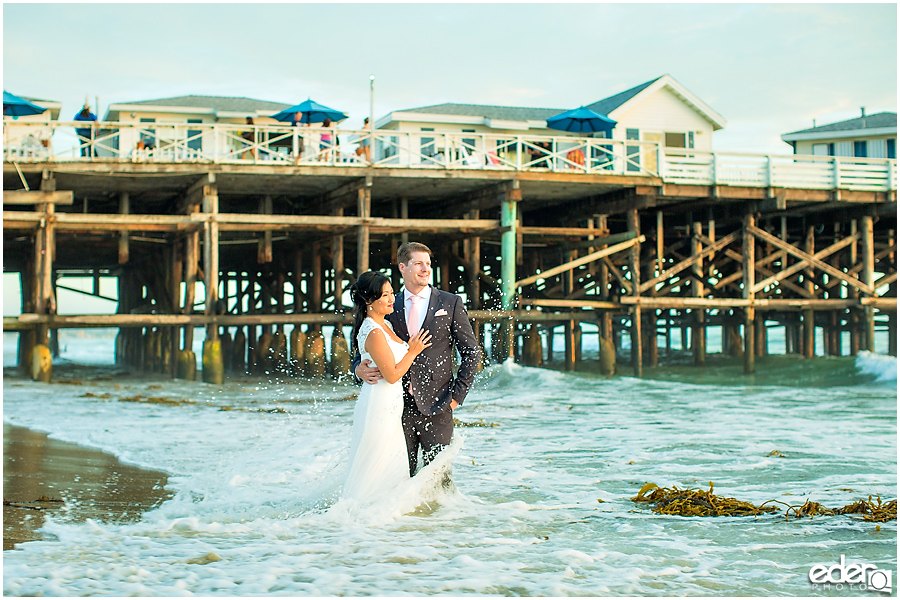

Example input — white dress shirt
[403,286,430,335]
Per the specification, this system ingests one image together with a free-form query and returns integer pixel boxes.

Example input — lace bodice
[357,317,407,364]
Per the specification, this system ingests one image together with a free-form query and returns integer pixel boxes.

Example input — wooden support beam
[514,236,645,288]
[748,225,873,294]
[751,233,858,294]
[692,220,706,366]
[118,192,130,264]
[333,205,345,311]
[202,182,219,341]
[257,195,273,264]
[593,188,657,217]
[861,214,876,351]
[742,212,756,373]
[357,185,371,273]
[320,175,372,213]
[627,208,642,377]
[640,230,740,294]
[178,172,216,214]
[3,190,74,205]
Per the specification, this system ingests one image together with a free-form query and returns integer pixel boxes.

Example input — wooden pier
[3,123,897,381]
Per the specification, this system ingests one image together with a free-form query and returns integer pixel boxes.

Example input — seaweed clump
[633,482,897,522]
[632,482,778,517]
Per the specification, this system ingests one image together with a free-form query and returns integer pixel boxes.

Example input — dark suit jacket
[353,286,481,416]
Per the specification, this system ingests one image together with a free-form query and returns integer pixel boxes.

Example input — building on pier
[3,96,62,161]
[380,74,727,155]
[781,110,897,158]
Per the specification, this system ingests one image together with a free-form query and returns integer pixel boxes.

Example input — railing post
[712,153,718,185]
[213,125,220,164]
[766,155,773,187]
[834,156,841,189]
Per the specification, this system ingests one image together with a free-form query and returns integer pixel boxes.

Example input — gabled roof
[22,96,62,120]
[399,103,566,122]
[783,112,897,137]
[105,95,292,120]
[585,77,661,116]
[591,74,726,131]
[386,74,726,131]
[122,95,291,112]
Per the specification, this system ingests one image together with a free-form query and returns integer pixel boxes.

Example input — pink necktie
[407,295,421,338]
[406,295,421,396]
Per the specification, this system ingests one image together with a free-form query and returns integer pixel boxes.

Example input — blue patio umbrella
[3,91,47,117]
[270,99,348,124]
[546,106,616,134]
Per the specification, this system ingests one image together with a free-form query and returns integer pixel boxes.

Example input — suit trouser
[401,397,454,477]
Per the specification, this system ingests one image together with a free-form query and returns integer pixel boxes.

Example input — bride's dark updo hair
[349,270,391,354]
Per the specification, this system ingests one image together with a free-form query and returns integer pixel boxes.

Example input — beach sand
[3,423,173,551]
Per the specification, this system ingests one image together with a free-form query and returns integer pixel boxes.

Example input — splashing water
[2,336,896,596]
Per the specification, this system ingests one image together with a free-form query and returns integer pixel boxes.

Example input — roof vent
[861,107,866,117]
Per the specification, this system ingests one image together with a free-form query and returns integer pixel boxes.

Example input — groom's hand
[450,399,459,410]
[356,359,383,384]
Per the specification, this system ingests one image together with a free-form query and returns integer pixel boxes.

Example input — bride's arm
[364,328,431,384]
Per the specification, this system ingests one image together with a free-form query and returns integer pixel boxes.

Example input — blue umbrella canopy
[546,106,616,134]
[270,98,348,124]
[3,91,47,117]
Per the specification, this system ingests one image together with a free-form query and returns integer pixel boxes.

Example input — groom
[353,241,481,477]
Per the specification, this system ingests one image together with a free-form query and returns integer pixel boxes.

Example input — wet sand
[3,423,173,551]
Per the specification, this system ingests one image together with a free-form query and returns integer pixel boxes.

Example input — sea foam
[856,350,898,382]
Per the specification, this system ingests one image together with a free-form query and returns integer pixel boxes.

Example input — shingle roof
[21,96,60,105]
[585,77,662,115]
[785,112,897,135]
[396,76,664,122]
[119,95,292,112]
[399,102,566,121]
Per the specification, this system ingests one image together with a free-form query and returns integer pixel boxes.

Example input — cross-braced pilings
[3,142,896,382]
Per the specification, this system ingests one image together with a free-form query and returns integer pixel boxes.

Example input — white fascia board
[107,103,217,117]
[781,127,897,142]
[622,75,728,130]
[383,111,485,127]
[485,118,530,131]
[217,110,257,119]
[33,101,62,121]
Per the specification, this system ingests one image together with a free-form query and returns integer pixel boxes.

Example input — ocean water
[2,333,897,596]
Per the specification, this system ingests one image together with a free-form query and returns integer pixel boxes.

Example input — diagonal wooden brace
[748,226,872,295]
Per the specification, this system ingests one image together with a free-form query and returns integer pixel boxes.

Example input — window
[626,128,640,172]
[187,118,202,151]
[812,143,829,156]
[420,127,435,158]
[664,132,686,148]
[140,118,156,147]
[888,139,896,160]
[853,140,867,158]
[828,143,835,156]
[461,128,476,152]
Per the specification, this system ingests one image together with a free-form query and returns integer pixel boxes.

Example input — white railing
[663,149,897,191]
[3,121,896,191]
[1,121,661,177]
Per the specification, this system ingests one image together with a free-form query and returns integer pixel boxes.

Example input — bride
[342,271,431,501]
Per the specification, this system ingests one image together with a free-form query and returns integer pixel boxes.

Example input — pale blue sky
[2,2,898,315]
[3,3,897,155]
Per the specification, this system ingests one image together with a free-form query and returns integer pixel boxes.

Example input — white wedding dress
[341,318,411,501]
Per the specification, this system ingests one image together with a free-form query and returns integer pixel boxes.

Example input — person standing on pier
[353,242,481,478]
[74,105,98,157]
